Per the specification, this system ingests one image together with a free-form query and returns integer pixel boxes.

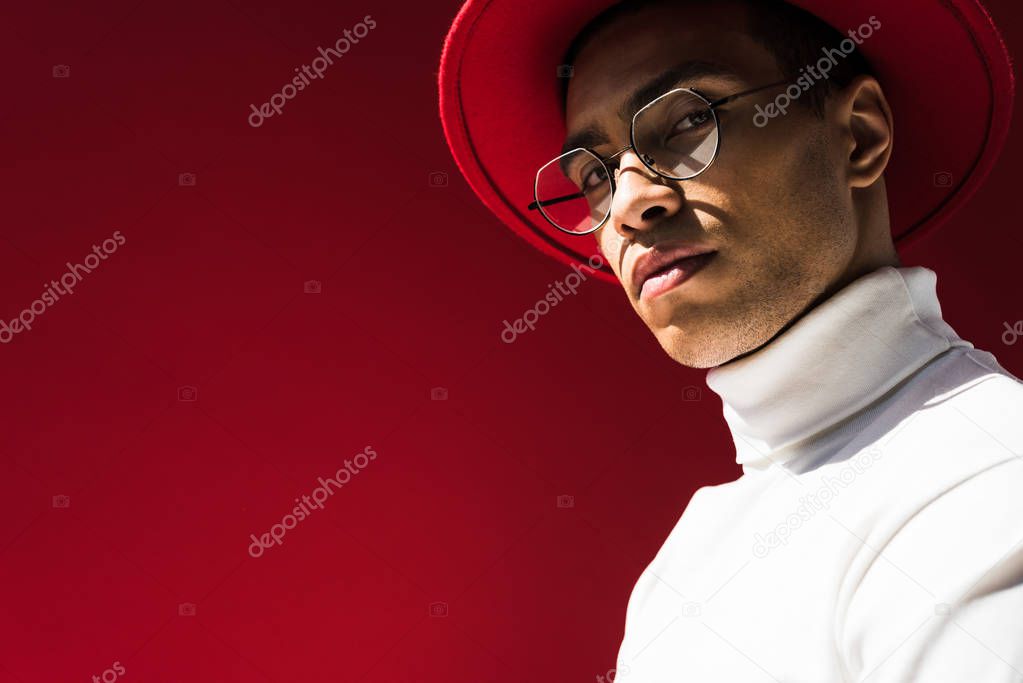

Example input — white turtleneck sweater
[614,266,1023,683]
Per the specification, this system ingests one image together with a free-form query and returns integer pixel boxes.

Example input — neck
[705,265,971,471]
[724,227,900,368]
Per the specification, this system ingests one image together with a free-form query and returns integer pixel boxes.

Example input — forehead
[565,2,779,132]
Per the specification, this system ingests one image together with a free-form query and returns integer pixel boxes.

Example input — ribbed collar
[705,266,972,471]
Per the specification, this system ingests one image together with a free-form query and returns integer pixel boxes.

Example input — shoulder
[836,350,1023,676]
[837,454,1023,680]
[885,347,1023,479]
[847,348,1023,545]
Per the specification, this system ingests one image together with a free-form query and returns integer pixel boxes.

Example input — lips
[631,245,717,302]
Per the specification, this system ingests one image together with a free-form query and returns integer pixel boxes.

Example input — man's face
[566,0,861,368]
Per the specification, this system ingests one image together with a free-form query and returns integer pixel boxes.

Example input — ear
[831,75,894,189]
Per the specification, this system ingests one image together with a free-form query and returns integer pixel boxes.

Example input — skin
[565,0,899,368]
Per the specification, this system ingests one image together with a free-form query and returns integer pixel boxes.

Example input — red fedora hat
[438,0,1014,284]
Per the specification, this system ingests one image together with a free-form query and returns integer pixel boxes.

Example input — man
[439,0,1022,680]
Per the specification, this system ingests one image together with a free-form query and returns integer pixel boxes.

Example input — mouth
[636,251,717,302]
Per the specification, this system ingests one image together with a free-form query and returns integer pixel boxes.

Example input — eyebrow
[559,60,743,157]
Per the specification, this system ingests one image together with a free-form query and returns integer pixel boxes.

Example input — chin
[667,344,740,369]
[649,299,786,368]
[643,267,809,368]
[650,324,741,369]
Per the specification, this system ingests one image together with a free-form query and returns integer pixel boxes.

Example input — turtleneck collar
[705,266,972,471]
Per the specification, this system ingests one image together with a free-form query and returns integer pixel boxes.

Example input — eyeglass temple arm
[708,78,799,108]
[527,191,586,211]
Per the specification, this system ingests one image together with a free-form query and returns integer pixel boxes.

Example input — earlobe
[840,76,894,189]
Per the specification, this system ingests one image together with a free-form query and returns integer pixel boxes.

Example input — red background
[1,1,1021,681]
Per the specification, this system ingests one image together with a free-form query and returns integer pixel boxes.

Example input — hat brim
[438,0,1015,284]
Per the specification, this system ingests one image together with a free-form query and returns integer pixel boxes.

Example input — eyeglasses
[527,79,789,235]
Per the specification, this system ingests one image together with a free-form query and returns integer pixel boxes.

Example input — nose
[610,150,683,239]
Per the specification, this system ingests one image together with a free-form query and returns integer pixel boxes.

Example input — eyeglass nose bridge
[607,144,665,179]
[604,144,670,196]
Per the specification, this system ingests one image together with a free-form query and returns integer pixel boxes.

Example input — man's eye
[580,165,609,190]
[671,109,713,134]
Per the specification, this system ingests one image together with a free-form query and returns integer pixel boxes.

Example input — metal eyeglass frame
[527,78,791,235]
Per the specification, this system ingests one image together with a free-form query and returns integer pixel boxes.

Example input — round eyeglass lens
[535,148,612,234]
[632,89,719,180]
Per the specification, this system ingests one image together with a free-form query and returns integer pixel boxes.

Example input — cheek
[595,230,623,274]
[725,114,824,195]
[732,137,838,244]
